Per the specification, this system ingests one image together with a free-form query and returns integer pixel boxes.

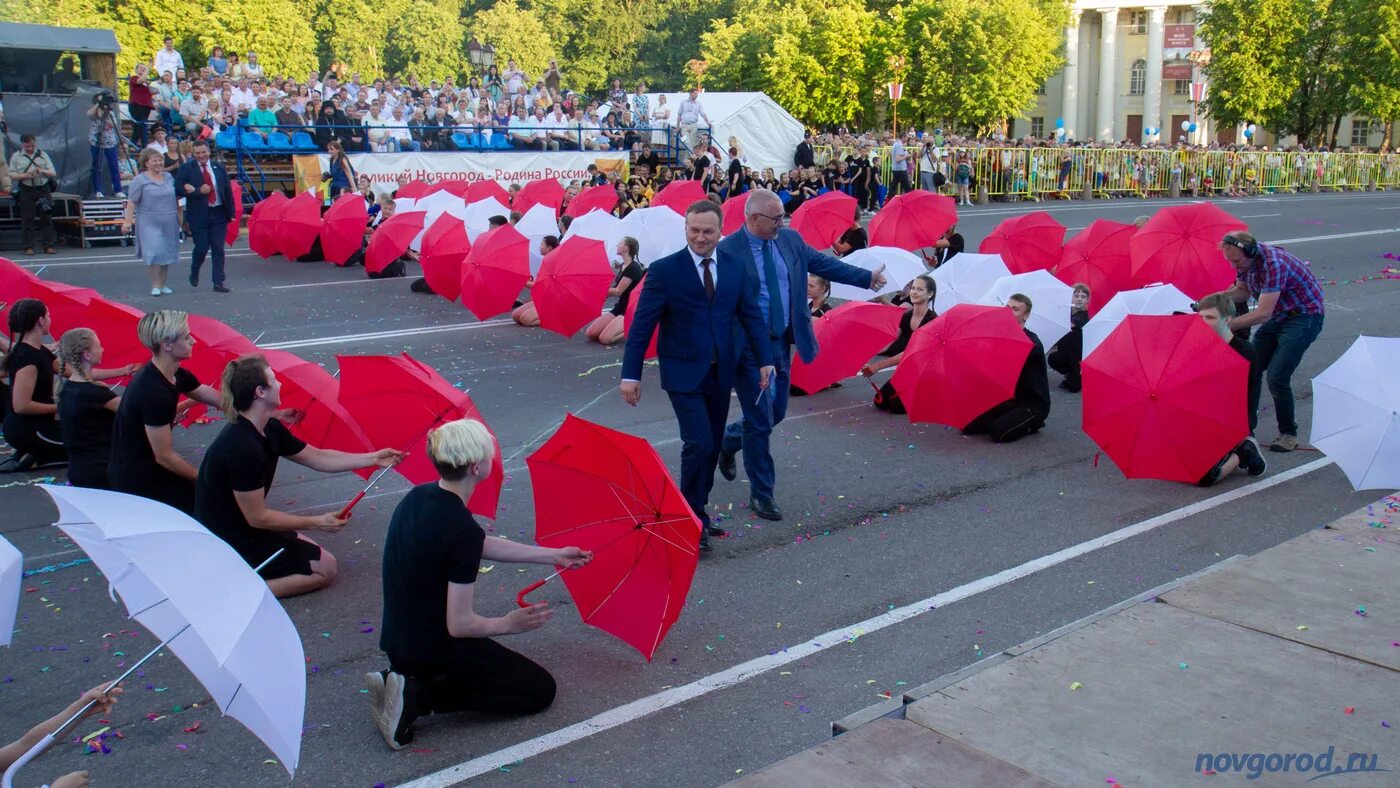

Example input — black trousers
[1047,329,1083,385]
[129,104,153,147]
[963,400,1046,443]
[17,185,57,250]
[390,638,556,717]
[890,170,912,197]
[2,415,66,464]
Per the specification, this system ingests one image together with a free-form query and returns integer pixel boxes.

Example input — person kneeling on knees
[1194,293,1267,486]
[962,293,1051,443]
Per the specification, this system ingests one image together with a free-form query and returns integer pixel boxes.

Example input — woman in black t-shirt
[584,236,644,346]
[862,276,937,412]
[2,299,65,469]
[56,329,122,488]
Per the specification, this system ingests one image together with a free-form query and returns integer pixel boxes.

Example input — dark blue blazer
[621,246,773,394]
[175,158,236,226]
[717,227,875,364]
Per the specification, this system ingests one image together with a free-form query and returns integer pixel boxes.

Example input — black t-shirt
[610,260,645,316]
[380,484,486,663]
[195,416,307,564]
[637,152,660,174]
[727,158,743,184]
[4,343,56,426]
[109,364,201,494]
[1018,329,1052,417]
[57,381,117,486]
[883,308,936,357]
[933,234,965,267]
[691,155,711,182]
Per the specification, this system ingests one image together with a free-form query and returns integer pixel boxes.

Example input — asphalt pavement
[2,190,1397,788]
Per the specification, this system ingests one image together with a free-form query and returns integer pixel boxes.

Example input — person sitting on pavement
[962,293,1051,443]
[367,418,591,750]
[584,236,644,345]
[2,299,66,472]
[1193,292,1268,486]
[1047,283,1090,393]
[0,682,123,788]
[510,236,560,327]
[56,329,125,489]
[862,275,937,412]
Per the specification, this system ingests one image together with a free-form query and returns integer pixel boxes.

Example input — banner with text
[293,152,628,197]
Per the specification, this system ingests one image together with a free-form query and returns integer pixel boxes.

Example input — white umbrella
[1082,283,1193,359]
[980,270,1074,349]
[465,197,511,242]
[609,206,686,265]
[830,246,925,301]
[0,534,18,648]
[564,208,621,243]
[3,486,306,784]
[515,203,564,274]
[1311,336,1400,490]
[416,189,468,226]
[931,252,1011,314]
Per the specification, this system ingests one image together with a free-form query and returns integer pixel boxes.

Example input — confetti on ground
[1070,681,1083,691]
[1345,707,1355,715]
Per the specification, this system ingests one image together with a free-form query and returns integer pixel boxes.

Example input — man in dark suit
[176,139,236,292]
[621,201,774,552]
[794,131,815,169]
[716,189,887,520]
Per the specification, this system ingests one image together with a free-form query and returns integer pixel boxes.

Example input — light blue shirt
[743,227,790,334]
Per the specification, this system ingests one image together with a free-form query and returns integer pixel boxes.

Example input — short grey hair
[745,188,783,216]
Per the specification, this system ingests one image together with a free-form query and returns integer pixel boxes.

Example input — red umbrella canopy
[320,193,369,266]
[1055,219,1138,315]
[514,178,566,217]
[1082,314,1249,483]
[622,273,659,360]
[277,190,323,260]
[531,237,613,338]
[466,179,512,206]
[76,296,148,371]
[649,180,706,216]
[790,191,859,250]
[179,315,260,426]
[890,304,1033,429]
[225,180,244,246]
[336,353,504,518]
[0,256,39,305]
[790,302,904,394]
[418,214,470,302]
[366,210,427,274]
[979,211,1066,274]
[432,179,471,198]
[867,190,958,251]
[395,179,433,199]
[564,184,620,219]
[29,279,98,337]
[260,349,375,479]
[460,224,531,321]
[527,414,701,661]
[1128,203,1246,299]
[247,191,289,259]
[721,191,750,236]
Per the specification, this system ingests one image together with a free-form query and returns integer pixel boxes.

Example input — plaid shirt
[1241,242,1325,320]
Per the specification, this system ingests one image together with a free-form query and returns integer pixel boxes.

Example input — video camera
[93,90,119,111]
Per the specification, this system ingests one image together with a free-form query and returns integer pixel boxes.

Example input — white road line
[1272,228,1400,244]
[261,319,515,349]
[270,278,405,290]
[397,456,1334,787]
[21,252,259,268]
[1239,213,1282,218]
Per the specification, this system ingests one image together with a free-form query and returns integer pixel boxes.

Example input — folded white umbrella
[980,270,1074,349]
[465,197,512,242]
[609,206,686,265]
[1082,283,1193,358]
[564,208,621,243]
[931,252,1011,315]
[3,486,306,785]
[0,534,18,648]
[1311,336,1400,490]
[515,203,563,275]
[830,246,925,301]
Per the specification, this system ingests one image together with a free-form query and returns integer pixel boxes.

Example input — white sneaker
[160,287,173,295]
[94,191,105,198]
[151,288,162,296]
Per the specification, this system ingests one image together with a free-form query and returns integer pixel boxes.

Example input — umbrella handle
[861,369,882,393]
[516,578,548,608]
[338,491,367,519]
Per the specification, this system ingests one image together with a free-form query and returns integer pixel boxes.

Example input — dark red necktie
[202,163,216,206]
[701,257,715,302]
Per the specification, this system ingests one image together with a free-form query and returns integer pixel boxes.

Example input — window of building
[1173,79,1191,96]
[1351,119,1376,146]
[1174,9,1194,24]
[1128,11,1147,34]
[1129,59,1146,96]
[1031,117,1045,137]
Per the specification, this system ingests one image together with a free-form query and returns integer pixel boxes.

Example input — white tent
[643,92,803,172]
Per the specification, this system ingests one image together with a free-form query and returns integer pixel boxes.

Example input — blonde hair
[137,309,189,353]
[138,147,164,171]
[58,328,99,382]
[428,418,495,481]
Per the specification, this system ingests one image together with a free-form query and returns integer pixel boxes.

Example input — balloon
[1248,124,1257,133]
[1188,122,1197,132]
[1055,118,1065,128]
[1243,128,1253,138]
[1181,120,1191,132]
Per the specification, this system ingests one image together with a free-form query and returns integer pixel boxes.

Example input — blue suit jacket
[175,158,236,226]
[718,227,875,364]
[621,247,773,394]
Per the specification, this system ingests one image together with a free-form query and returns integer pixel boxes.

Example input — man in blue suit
[621,201,775,552]
[176,139,236,292]
[717,189,887,520]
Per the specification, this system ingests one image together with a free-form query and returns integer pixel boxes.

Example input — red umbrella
[460,224,530,321]
[790,302,904,394]
[514,178,565,216]
[979,211,1066,274]
[395,179,432,199]
[622,273,658,360]
[649,180,706,216]
[247,191,288,259]
[466,179,511,206]
[29,280,98,337]
[525,414,701,660]
[320,193,369,266]
[564,184,620,219]
[0,256,39,303]
[224,180,243,246]
[790,191,859,249]
[260,349,375,478]
[890,304,1032,429]
[1055,219,1137,315]
[179,315,260,426]
[867,190,958,251]
[531,236,613,338]
[277,190,322,260]
[1082,314,1249,482]
[418,214,469,302]
[432,179,471,198]
[720,191,750,235]
[336,352,503,518]
[1129,203,1246,299]
[75,297,147,372]
[366,210,427,274]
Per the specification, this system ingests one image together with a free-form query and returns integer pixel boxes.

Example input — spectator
[242,52,265,80]
[127,63,156,147]
[650,94,670,147]
[244,96,276,140]
[314,101,344,150]
[87,99,123,198]
[387,104,417,151]
[275,95,307,135]
[225,52,242,79]
[677,88,710,161]
[509,106,537,150]
[408,108,434,151]
[153,71,180,133]
[9,134,58,255]
[503,59,527,95]
[794,130,814,168]
[545,104,572,150]
[889,134,912,197]
[543,60,562,93]
[207,45,228,76]
[154,37,184,80]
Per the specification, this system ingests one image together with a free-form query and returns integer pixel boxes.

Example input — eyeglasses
[756,213,785,222]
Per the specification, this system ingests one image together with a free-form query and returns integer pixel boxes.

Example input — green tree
[310,0,405,77]
[467,0,557,82]
[384,0,465,82]
[638,0,731,91]
[1340,0,1400,147]
[534,0,656,93]
[197,0,319,77]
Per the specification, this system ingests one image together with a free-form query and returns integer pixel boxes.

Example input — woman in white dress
[650,95,671,148]
[121,148,181,296]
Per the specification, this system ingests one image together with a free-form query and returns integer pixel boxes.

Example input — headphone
[1221,234,1259,257]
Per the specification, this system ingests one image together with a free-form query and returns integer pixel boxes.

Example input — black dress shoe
[751,496,783,521]
[699,532,712,552]
[213,284,231,293]
[718,449,737,481]
[705,523,727,537]
[189,273,199,287]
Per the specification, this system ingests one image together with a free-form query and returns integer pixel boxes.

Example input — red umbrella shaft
[513,517,678,606]
[338,463,397,518]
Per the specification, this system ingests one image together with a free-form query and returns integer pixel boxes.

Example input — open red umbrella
[395,179,432,200]
[76,296,147,371]
[622,273,658,360]
[366,210,427,274]
[1128,203,1246,299]
[0,256,39,303]
[466,179,511,206]
[867,190,958,251]
[790,191,859,249]
[890,304,1033,429]
[524,414,700,660]
[260,349,375,478]
[721,191,750,235]
[247,192,288,259]
[320,193,369,266]
[276,190,322,260]
[224,180,243,246]
[790,302,904,394]
[514,178,565,217]
[1055,219,1137,315]
[336,352,503,518]
[418,214,469,302]
[564,184,619,219]
[1082,314,1249,482]
[29,280,98,337]
[432,179,471,198]
[460,224,530,321]
[649,180,706,216]
[979,211,1066,274]
[531,237,613,338]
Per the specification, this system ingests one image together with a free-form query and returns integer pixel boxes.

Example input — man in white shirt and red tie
[175,140,236,292]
